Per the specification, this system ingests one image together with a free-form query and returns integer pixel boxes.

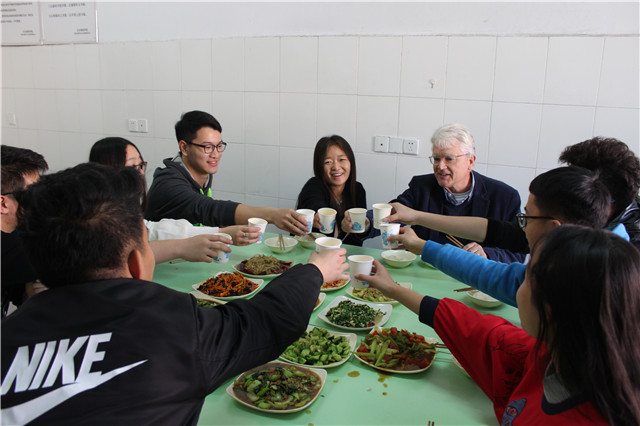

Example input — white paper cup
[315,236,342,253]
[347,208,367,234]
[349,255,374,288]
[317,207,337,234]
[296,209,315,234]
[248,217,268,243]
[212,233,231,263]
[372,203,392,229]
[379,222,401,249]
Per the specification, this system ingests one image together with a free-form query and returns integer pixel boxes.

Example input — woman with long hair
[360,225,640,425]
[296,135,368,246]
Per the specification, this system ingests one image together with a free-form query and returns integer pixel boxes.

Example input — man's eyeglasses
[187,141,227,154]
[516,213,555,229]
[132,162,147,172]
[429,154,468,166]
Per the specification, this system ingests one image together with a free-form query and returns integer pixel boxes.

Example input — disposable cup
[248,217,268,243]
[315,236,342,253]
[347,208,367,234]
[296,209,315,234]
[379,222,401,249]
[212,233,232,263]
[348,255,374,288]
[317,207,337,234]
[372,203,392,229]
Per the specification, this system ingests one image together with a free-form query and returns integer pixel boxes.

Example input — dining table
[152,233,521,425]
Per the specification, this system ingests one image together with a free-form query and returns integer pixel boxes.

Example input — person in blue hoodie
[389,167,627,307]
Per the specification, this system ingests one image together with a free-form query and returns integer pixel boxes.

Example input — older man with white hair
[389,123,524,263]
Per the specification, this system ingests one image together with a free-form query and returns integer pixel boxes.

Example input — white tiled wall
[2,35,639,218]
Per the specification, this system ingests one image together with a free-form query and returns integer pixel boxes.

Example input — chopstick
[169,258,187,264]
[445,234,464,249]
[453,287,475,292]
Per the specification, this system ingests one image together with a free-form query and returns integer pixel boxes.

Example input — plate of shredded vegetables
[317,295,392,331]
[320,278,350,292]
[354,327,438,374]
[234,255,294,278]
[192,271,263,300]
[227,361,326,413]
[279,326,356,368]
[345,282,412,304]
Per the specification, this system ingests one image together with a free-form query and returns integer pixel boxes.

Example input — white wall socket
[128,118,149,133]
[373,135,389,153]
[403,138,419,155]
[389,137,403,153]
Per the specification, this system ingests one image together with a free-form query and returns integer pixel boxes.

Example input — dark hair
[175,110,222,144]
[559,137,640,218]
[529,225,640,425]
[529,167,610,228]
[89,137,141,168]
[15,163,147,288]
[1,145,48,194]
[311,135,358,213]
[89,137,147,209]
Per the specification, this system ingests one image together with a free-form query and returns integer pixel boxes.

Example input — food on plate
[355,327,437,371]
[315,297,322,309]
[325,300,384,328]
[232,362,323,410]
[238,255,293,275]
[351,287,395,303]
[321,279,348,290]
[196,299,218,308]
[197,272,258,297]
[281,327,351,366]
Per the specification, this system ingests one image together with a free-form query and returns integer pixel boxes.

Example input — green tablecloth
[152,233,520,425]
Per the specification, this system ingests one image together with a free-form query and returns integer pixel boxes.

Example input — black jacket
[145,157,239,226]
[1,264,322,425]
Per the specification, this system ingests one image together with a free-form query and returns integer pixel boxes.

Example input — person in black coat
[296,135,369,246]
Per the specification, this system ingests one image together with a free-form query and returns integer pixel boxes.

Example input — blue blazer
[392,171,525,263]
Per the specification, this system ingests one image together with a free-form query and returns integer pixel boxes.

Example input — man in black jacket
[1,163,348,425]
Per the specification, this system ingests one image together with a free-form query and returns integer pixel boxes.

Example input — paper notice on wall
[1,2,41,45]
[41,1,96,44]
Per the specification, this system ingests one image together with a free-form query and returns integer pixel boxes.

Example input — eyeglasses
[429,154,468,166]
[516,213,555,229]
[187,141,227,154]
[131,161,147,172]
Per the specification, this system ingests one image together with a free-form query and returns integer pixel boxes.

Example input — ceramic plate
[226,362,326,414]
[317,295,392,331]
[320,278,350,292]
[233,255,294,279]
[192,272,263,300]
[314,292,326,311]
[279,325,357,368]
[354,331,438,374]
[345,282,412,304]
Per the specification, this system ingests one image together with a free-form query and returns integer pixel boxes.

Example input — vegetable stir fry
[198,272,257,297]
[351,287,395,303]
[281,327,351,366]
[321,279,348,290]
[325,300,384,328]
[356,328,437,371]
[233,363,322,410]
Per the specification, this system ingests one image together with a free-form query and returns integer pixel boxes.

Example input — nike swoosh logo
[1,360,147,425]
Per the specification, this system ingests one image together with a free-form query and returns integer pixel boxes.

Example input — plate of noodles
[234,255,294,278]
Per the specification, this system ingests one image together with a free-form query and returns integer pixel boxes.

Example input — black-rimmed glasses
[516,213,555,229]
[429,154,468,166]
[187,141,227,154]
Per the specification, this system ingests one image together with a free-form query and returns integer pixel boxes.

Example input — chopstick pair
[453,287,475,292]
[445,234,464,249]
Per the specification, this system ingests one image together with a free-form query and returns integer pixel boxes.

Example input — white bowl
[380,250,417,268]
[295,232,324,249]
[264,236,298,254]
[465,290,502,308]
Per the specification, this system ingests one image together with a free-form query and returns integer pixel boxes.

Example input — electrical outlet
[373,136,389,153]
[403,138,419,155]
[7,113,17,126]
[137,119,148,133]
[389,137,403,153]
[128,119,138,132]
